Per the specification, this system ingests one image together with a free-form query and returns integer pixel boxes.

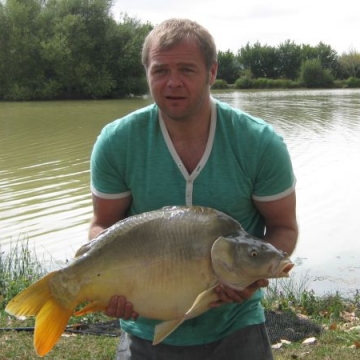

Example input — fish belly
[68,256,217,320]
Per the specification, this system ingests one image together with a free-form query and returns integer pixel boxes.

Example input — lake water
[1,89,360,295]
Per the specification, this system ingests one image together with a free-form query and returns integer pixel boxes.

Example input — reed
[0,238,45,311]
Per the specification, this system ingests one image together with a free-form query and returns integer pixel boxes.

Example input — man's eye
[152,68,165,75]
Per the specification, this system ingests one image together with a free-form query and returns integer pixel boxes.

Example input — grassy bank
[1,241,360,359]
[212,76,360,90]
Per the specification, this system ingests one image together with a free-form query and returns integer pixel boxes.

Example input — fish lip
[277,262,294,276]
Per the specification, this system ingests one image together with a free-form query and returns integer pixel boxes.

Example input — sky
[112,0,360,55]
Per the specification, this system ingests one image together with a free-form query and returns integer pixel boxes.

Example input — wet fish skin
[5,206,293,357]
[211,235,293,290]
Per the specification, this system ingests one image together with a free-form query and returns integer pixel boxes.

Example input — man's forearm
[264,224,298,256]
[88,221,106,240]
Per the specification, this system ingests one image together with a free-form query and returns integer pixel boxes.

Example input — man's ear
[209,62,218,86]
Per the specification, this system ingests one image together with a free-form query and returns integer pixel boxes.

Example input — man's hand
[211,279,269,307]
[104,295,139,320]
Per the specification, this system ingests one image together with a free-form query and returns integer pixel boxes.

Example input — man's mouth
[165,96,186,100]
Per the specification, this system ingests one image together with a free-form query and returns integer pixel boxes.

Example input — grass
[263,274,360,359]
[1,241,360,359]
[213,76,360,90]
[0,327,118,359]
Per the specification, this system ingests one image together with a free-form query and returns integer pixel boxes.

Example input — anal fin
[74,301,106,316]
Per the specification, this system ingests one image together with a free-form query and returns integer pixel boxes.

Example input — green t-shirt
[90,98,296,345]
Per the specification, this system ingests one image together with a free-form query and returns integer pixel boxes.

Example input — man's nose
[167,71,182,87]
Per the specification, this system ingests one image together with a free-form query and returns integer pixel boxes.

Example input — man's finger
[123,302,134,320]
[250,279,269,290]
[214,286,233,303]
[116,296,126,317]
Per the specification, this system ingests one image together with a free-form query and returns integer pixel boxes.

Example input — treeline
[216,42,360,89]
[1,0,360,101]
[0,0,152,100]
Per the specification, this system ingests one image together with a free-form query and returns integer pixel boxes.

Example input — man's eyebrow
[150,63,168,70]
[151,62,197,68]
[177,62,197,67]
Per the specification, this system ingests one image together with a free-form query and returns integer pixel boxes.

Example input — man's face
[146,40,217,122]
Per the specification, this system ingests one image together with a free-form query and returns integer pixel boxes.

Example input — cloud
[112,0,360,54]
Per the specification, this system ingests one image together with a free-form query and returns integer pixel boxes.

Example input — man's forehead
[149,38,200,54]
[148,41,203,63]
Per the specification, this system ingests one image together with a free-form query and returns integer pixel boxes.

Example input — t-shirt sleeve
[252,128,296,201]
[90,124,131,199]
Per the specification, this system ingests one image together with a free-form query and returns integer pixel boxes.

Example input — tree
[314,42,339,77]
[301,42,339,78]
[217,50,241,84]
[238,42,279,79]
[0,2,8,97]
[105,14,152,97]
[338,49,360,79]
[276,40,302,80]
[299,59,334,88]
[0,0,150,100]
[1,0,45,100]
[40,0,116,98]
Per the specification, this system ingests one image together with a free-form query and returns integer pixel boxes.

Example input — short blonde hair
[142,18,217,70]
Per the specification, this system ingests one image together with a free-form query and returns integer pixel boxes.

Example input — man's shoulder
[104,103,158,134]
[214,99,273,136]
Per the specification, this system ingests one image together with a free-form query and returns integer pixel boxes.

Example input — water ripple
[1,93,360,292]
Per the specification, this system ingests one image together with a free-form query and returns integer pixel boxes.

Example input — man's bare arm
[88,194,137,320]
[253,191,298,255]
[88,194,132,240]
[212,191,298,305]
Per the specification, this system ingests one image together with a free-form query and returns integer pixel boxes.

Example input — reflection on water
[0,99,150,264]
[1,90,360,294]
[216,90,360,294]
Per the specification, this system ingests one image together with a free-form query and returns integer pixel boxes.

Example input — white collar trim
[159,99,217,182]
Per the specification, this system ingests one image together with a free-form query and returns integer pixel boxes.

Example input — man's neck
[161,99,212,143]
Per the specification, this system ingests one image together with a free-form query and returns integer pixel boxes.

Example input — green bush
[212,79,228,89]
[234,77,254,89]
[253,78,270,88]
[345,76,360,88]
[4,84,34,101]
[333,79,346,88]
[299,59,334,88]
[235,77,299,89]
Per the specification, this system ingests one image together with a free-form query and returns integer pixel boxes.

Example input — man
[89,18,298,360]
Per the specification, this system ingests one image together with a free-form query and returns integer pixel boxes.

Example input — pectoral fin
[153,318,184,345]
[153,286,218,345]
[184,286,218,318]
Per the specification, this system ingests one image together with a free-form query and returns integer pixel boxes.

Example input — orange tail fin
[5,272,73,357]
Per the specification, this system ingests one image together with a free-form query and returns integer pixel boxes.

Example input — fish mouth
[277,261,294,277]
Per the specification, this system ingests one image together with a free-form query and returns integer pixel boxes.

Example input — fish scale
[5,205,293,357]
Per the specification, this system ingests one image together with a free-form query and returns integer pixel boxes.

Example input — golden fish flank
[5,206,294,357]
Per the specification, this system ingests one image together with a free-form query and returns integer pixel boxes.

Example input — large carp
[5,206,293,357]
